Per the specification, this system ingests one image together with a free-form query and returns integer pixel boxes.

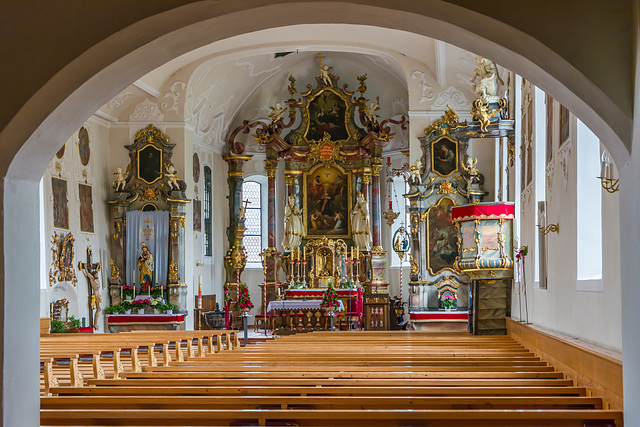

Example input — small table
[267,300,344,331]
[105,314,185,333]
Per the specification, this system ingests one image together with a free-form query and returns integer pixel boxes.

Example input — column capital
[264,159,279,178]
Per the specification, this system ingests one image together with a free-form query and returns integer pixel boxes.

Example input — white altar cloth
[267,300,344,313]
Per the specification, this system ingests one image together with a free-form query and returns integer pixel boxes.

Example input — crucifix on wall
[78,247,102,330]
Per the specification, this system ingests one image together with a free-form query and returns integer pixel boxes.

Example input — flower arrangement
[321,282,340,310]
[122,285,135,298]
[150,286,166,299]
[441,294,456,310]
[340,280,355,289]
[235,282,254,311]
[515,246,528,260]
[131,298,150,312]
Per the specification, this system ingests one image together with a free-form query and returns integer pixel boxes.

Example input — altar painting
[426,197,457,275]
[52,177,69,230]
[431,136,458,177]
[304,90,349,142]
[304,165,350,238]
[78,183,94,233]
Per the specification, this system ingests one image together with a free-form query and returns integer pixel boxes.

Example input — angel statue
[351,191,372,251]
[366,97,380,124]
[113,167,126,191]
[408,160,423,185]
[165,165,180,190]
[282,195,304,251]
[320,64,333,87]
[269,102,287,123]
[470,55,504,103]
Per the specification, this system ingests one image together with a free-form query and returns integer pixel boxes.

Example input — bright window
[242,180,263,264]
[576,119,603,284]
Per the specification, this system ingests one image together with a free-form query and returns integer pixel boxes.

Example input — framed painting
[78,184,94,233]
[304,88,350,142]
[431,135,458,177]
[52,177,69,230]
[426,196,457,276]
[193,199,202,231]
[78,127,90,166]
[137,144,163,184]
[546,94,553,165]
[303,164,351,239]
[559,104,570,146]
[193,152,200,183]
[56,144,65,159]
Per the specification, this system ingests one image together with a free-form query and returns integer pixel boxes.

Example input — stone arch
[0,2,632,424]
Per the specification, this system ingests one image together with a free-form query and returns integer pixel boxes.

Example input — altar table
[105,314,185,333]
[409,310,469,333]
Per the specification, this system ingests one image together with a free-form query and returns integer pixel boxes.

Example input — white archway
[0,3,634,425]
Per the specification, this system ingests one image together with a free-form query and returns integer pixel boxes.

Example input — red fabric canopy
[451,203,515,222]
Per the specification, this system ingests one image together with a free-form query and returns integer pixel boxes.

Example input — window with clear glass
[204,166,212,257]
[242,180,262,263]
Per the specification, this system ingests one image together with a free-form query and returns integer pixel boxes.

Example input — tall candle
[389,201,392,209]
[198,284,202,309]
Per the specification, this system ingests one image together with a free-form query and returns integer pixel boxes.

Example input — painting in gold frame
[52,177,69,230]
[426,196,457,276]
[303,164,351,239]
[78,127,90,166]
[78,183,94,233]
[302,87,360,144]
[431,135,458,178]
[137,144,163,184]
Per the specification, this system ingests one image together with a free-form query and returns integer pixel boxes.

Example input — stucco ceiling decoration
[411,70,435,103]
[129,98,164,122]
[108,92,132,110]
[160,81,186,114]
[431,86,471,111]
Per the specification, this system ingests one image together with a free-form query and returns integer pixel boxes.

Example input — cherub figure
[165,165,180,190]
[366,97,380,124]
[320,64,333,87]
[408,160,423,185]
[268,102,287,122]
[113,167,126,191]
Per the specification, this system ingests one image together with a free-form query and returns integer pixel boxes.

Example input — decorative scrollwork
[424,105,459,136]
[537,223,559,235]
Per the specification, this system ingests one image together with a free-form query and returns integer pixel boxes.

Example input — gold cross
[315,53,326,68]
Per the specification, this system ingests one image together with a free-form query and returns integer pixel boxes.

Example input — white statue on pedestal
[113,167,126,191]
[320,65,333,87]
[282,195,304,250]
[470,55,504,103]
[351,191,372,251]
[165,165,180,190]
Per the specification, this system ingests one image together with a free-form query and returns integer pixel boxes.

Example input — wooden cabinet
[363,294,389,330]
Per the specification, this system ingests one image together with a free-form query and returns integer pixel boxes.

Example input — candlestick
[387,156,391,164]
[120,285,123,302]
[389,200,392,209]
[198,284,202,309]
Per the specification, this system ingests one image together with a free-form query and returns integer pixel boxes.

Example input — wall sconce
[537,224,559,235]
[598,152,619,193]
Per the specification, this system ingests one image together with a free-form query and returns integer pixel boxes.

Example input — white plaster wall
[40,117,112,331]
[515,102,622,351]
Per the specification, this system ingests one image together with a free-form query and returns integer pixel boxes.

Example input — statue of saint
[138,242,154,291]
[351,191,372,251]
[282,195,304,250]
[470,55,504,103]
[81,264,101,330]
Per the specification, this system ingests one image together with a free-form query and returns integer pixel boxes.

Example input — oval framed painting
[55,144,65,159]
[78,127,90,166]
[193,152,200,183]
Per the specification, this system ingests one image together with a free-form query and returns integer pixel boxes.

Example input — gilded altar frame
[302,163,352,239]
[430,135,459,178]
[426,196,458,276]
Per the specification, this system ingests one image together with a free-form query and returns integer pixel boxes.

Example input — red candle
[387,157,391,164]
[389,201,392,209]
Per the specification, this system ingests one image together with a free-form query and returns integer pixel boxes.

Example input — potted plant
[105,304,124,314]
[50,319,66,333]
[122,285,135,299]
[132,298,149,314]
[160,302,177,314]
[321,282,340,311]
[150,286,165,299]
[121,300,132,314]
[441,294,456,311]
[235,282,254,312]
[149,298,161,314]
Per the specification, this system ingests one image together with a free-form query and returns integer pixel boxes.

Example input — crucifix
[237,199,251,222]
[314,52,326,68]
[78,247,102,330]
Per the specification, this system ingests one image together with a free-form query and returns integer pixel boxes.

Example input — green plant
[68,315,81,329]
[321,282,340,309]
[121,300,132,311]
[106,304,124,314]
[50,319,66,333]
[159,302,177,311]
[235,282,254,311]
[441,294,456,310]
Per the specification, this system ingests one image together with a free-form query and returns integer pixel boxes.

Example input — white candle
[199,275,202,286]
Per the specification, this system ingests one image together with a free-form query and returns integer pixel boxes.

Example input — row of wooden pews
[41,330,623,426]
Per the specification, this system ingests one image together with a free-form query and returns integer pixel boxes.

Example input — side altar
[223,55,407,329]
[106,125,190,322]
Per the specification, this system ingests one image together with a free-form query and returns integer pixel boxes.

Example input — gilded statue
[137,242,154,291]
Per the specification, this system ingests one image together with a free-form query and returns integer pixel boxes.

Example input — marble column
[371,163,383,249]
[264,159,278,249]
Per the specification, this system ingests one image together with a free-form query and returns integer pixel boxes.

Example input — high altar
[222,56,407,329]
